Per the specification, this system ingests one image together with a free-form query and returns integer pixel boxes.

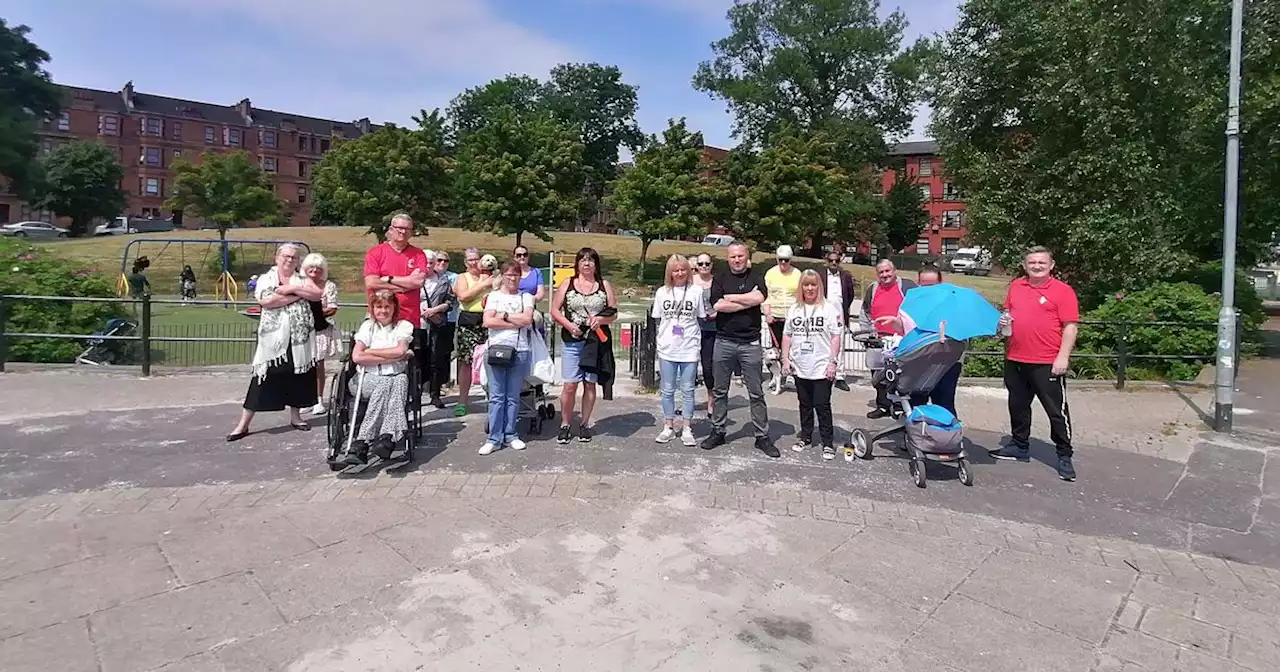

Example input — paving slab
[0,619,98,672]
[88,573,285,672]
[0,519,83,581]
[908,594,1096,672]
[0,543,174,639]
[250,533,417,622]
[957,549,1133,643]
[159,508,318,584]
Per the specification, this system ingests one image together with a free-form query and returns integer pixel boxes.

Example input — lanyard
[799,304,817,338]
[671,285,690,320]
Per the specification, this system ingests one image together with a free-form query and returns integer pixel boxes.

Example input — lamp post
[1214,0,1245,432]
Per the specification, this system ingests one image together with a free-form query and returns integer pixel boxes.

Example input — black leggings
[795,377,835,447]
[420,324,455,397]
[700,330,716,393]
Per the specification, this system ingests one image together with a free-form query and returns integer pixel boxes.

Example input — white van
[94,216,176,236]
[701,234,736,246]
[949,247,992,275]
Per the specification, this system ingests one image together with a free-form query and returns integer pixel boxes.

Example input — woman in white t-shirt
[480,260,536,456]
[650,254,705,446]
[333,290,414,467]
[782,270,844,460]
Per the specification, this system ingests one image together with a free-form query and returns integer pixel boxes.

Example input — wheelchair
[325,349,423,473]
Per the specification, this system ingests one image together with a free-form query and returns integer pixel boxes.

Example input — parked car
[949,247,992,276]
[1,221,68,239]
[701,234,736,246]
[94,216,175,236]
[616,229,640,237]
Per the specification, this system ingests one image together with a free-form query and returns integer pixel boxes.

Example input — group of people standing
[225,213,1081,481]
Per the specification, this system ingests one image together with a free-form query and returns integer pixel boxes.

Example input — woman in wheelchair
[340,290,415,465]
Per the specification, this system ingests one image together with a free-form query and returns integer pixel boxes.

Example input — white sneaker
[478,442,497,456]
[822,445,837,461]
[508,438,527,451]
[792,439,811,453]
[310,403,327,416]
[655,427,676,444]
[680,428,696,447]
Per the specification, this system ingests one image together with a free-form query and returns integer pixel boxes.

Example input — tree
[877,168,928,254]
[165,151,283,240]
[31,142,125,237]
[449,76,547,139]
[454,108,586,247]
[731,128,877,251]
[546,64,645,216]
[0,19,63,198]
[309,112,452,241]
[928,0,1280,303]
[605,119,707,281]
[692,0,925,168]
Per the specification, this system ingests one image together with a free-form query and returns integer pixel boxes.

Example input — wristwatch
[382,275,392,284]
[502,312,509,322]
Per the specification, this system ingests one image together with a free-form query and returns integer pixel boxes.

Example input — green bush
[961,281,1222,381]
[0,238,127,363]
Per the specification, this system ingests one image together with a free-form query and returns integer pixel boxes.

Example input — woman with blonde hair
[650,254,705,446]
[781,269,844,460]
[335,290,415,466]
[226,244,322,441]
[300,252,339,415]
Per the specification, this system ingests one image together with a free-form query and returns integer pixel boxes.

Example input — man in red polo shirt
[364,213,429,383]
[858,259,916,418]
[990,246,1080,481]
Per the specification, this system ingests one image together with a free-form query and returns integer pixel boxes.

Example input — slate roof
[887,140,940,156]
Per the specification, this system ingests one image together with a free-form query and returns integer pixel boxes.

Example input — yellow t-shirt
[457,272,489,312]
[765,266,801,317]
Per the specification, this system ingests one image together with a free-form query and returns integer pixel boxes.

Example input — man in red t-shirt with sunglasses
[990,246,1079,482]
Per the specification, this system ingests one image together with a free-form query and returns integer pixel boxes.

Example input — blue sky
[5,0,958,148]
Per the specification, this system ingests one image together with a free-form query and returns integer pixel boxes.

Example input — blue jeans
[486,350,531,445]
[560,340,599,383]
[659,359,698,421]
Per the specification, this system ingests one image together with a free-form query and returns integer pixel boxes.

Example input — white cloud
[142,0,575,77]
[626,0,734,22]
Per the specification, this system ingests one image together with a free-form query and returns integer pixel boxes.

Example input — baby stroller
[848,328,973,488]
[325,346,422,474]
[75,318,138,365]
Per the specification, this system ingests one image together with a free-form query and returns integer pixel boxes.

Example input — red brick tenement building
[883,140,969,257]
[0,81,375,228]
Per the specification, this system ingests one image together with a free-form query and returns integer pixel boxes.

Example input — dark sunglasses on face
[514,253,529,258]
[696,262,711,267]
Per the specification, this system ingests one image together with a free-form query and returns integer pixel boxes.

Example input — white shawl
[251,267,315,379]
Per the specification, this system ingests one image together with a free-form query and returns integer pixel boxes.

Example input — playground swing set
[116,238,310,303]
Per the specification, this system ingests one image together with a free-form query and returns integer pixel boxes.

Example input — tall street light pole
[1215,0,1246,432]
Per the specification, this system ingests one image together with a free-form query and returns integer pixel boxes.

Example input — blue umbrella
[898,283,1001,341]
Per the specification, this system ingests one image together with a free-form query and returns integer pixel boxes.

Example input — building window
[942,210,964,229]
[170,121,183,141]
[143,117,163,137]
[943,238,960,255]
[98,115,120,136]
[298,160,309,178]
[40,139,54,155]
[56,112,70,131]
[262,130,277,148]
[172,149,183,161]
[918,158,933,177]
[224,127,243,147]
[141,207,162,218]
[297,185,308,204]
[319,138,330,153]
[204,126,216,145]
[919,184,932,201]
[142,178,161,196]
[261,156,277,173]
[942,183,963,201]
[298,134,308,152]
[916,237,930,255]
[144,147,163,166]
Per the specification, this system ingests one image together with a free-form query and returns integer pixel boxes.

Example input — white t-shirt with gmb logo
[650,284,705,362]
[783,302,843,380]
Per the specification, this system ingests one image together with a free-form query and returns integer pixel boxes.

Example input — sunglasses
[514,252,529,258]
[777,258,791,263]
[435,258,448,263]
[695,262,711,267]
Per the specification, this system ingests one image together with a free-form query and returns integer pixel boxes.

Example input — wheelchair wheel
[325,373,349,471]
[910,455,927,489]
[957,458,974,487]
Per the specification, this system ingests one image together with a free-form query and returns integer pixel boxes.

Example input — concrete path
[1,369,1278,671]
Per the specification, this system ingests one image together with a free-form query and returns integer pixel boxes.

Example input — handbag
[458,311,482,327]
[487,344,517,367]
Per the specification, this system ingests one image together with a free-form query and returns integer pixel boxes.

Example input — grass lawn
[45,226,1012,302]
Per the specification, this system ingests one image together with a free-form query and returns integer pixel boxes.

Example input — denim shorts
[561,340,599,383]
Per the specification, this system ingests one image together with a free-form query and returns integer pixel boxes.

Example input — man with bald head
[859,258,916,418]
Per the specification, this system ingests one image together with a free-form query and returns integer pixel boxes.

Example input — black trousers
[1005,360,1073,457]
[699,330,717,393]
[907,362,961,417]
[795,377,835,447]
[419,323,455,398]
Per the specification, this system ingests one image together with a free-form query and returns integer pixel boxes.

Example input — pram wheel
[957,458,973,486]
[910,456,927,488]
[851,429,872,460]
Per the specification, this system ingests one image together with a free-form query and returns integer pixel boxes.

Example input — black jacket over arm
[580,325,615,400]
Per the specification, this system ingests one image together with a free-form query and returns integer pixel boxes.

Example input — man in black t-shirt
[703,242,778,457]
